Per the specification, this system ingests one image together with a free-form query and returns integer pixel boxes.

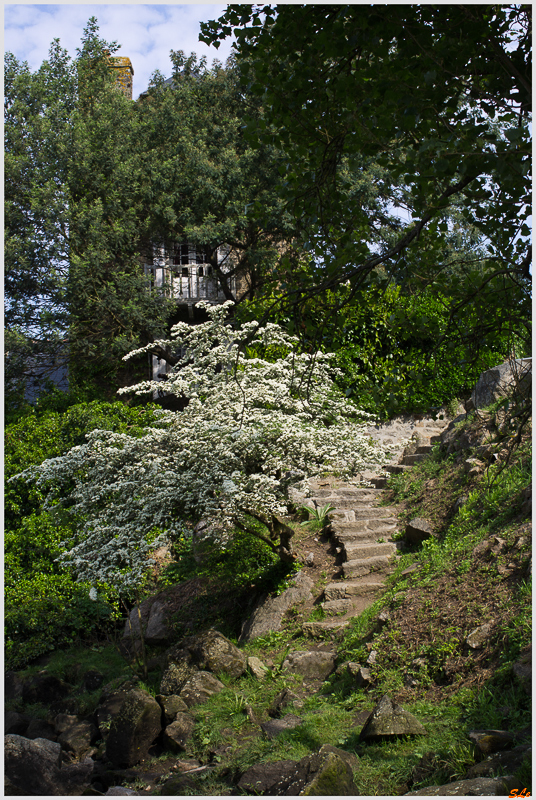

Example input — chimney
[108,56,134,100]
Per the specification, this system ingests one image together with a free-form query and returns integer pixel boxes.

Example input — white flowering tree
[19,302,390,591]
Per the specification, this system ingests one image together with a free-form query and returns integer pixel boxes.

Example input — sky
[4,3,235,98]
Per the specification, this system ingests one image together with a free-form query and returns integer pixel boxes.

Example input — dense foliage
[5,400,164,668]
[201,4,531,363]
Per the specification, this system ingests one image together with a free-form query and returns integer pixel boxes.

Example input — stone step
[310,488,383,500]
[333,530,396,548]
[302,620,349,638]
[331,506,397,518]
[384,464,413,474]
[331,518,397,534]
[416,444,434,455]
[324,581,385,600]
[370,476,388,489]
[325,497,390,510]
[321,599,351,616]
[343,541,397,560]
[342,554,394,578]
[402,453,427,466]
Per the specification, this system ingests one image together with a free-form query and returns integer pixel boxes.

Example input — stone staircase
[301,413,452,639]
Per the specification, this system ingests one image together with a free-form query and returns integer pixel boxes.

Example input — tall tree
[201,5,531,354]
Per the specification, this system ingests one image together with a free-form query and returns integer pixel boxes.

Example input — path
[299,412,454,638]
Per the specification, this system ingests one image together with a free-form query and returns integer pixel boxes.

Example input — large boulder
[179,671,224,707]
[467,358,531,411]
[281,650,336,681]
[237,745,358,795]
[160,630,246,695]
[104,689,162,767]
[162,712,196,752]
[4,734,93,796]
[359,695,426,741]
[404,775,520,796]
[239,572,314,643]
[123,597,173,646]
[405,518,435,545]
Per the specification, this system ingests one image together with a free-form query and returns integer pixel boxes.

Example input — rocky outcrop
[103,689,162,767]
[281,649,336,681]
[467,358,531,411]
[160,629,246,697]
[239,571,314,643]
[359,694,426,740]
[4,734,94,795]
[237,744,358,795]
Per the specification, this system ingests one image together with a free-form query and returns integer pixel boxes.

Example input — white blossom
[16,303,392,590]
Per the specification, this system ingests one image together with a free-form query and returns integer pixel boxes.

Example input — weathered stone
[302,746,358,795]
[163,629,246,688]
[160,660,196,696]
[105,689,162,768]
[159,774,200,795]
[57,718,98,758]
[237,745,358,795]
[282,650,336,681]
[248,656,269,680]
[96,691,129,739]
[4,734,94,796]
[355,667,372,687]
[468,729,516,756]
[359,694,426,740]
[105,789,140,796]
[466,358,531,411]
[260,714,304,739]
[239,571,314,642]
[405,518,434,545]
[465,744,530,778]
[404,774,520,796]
[180,671,224,707]
[464,457,484,476]
[305,552,315,566]
[163,713,195,752]
[156,694,190,725]
[465,622,493,649]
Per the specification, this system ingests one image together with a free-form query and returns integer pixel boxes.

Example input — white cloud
[4,4,235,97]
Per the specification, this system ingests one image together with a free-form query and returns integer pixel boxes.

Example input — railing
[144,265,230,303]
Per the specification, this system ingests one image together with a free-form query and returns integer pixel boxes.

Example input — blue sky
[4,4,235,98]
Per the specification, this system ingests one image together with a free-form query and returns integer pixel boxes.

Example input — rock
[4,711,31,736]
[161,629,246,695]
[96,691,129,739]
[163,713,195,752]
[305,552,315,566]
[260,713,304,739]
[268,688,303,718]
[248,656,269,680]
[105,789,140,796]
[282,650,336,681]
[156,694,190,725]
[366,650,377,666]
[159,774,199,795]
[466,358,531,411]
[57,718,99,758]
[179,671,224,707]
[355,667,372,687]
[302,745,359,795]
[21,671,71,705]
[464,457,484,476]
[465,622,493,649]
[359,694,426,740]
[465,743,530,778]
[452,495,469,515]
[238,745,358,795]
[404,774,520,795]
[405,518,434,545]
[104,689,162,768]
[239,571,314,643]
[4,734,94,795]
[123,597,173,646]
[468,729,516,756]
